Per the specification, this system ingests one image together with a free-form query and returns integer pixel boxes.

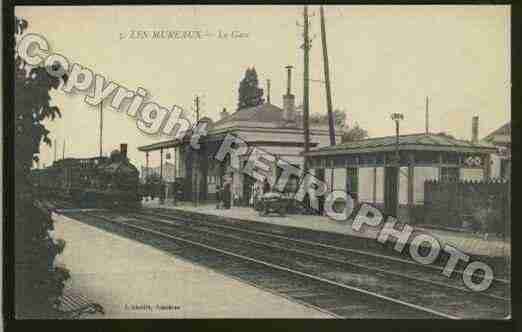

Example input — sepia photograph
[8,4,511,320]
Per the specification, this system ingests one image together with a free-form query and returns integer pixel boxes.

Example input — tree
[237,67,264,110]
[309,108,347,127]
[14,16,70,318]
[341,123,368,143]
[299,107,368,142]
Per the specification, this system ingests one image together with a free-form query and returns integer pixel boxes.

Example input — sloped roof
[484,122,510,140]
[138,102,340,152]
[307,133,497,155]
[213,102,286,127]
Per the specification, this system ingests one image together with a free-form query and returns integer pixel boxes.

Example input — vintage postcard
[9,5,510,320]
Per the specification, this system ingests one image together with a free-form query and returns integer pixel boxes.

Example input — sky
[16,5,510,169]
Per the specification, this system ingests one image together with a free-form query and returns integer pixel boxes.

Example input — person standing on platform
[263,179,270,194]
[223,174,232,209]
[159,181,166,205]
[215,183,222,209]
[252,180,262,210]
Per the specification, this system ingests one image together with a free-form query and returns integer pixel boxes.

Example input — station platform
[52,213,333,318]
[142,199,511,259]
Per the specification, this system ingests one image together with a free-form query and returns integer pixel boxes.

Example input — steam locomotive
[30,143,141,208]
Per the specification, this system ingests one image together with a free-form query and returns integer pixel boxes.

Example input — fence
[424,179,510,235]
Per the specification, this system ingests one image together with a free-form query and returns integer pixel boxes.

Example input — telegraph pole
[145,152,149,180]
[160,149,164,181]
[194,96,199,207]
[302,5,311,173]
[195,95,200,123]
[320,5,336,147]
[99,100,103,158]
[62,139,65,160]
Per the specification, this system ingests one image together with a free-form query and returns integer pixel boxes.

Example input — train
[30,143,141,208]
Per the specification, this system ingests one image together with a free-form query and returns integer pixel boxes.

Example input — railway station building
[482,122,511,180]
[137,66,342,206]
[305,129,498,224]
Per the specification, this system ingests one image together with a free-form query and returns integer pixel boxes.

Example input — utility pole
[160,148,164,205]
[194,95,200,207]
[62,139,65,160]
[395,120,400,163]
[194,95,200,123]
[160,149,164,181]
[145,152,149,180]
[391,113,404,216]
[425,96,429,134]
[302,5,311,173]
[391,113,404,164]
[320,5,336,147]
[99,100,103,158]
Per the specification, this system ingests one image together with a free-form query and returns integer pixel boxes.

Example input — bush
[14,197,70,318]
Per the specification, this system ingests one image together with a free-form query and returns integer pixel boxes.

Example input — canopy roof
[306,133,497,156]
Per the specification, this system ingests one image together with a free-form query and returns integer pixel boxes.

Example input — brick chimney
[220,107,229,120]
[472,116,479,144]
[266,79,271,104]
[283,65,295,122]
[120,143,128,158]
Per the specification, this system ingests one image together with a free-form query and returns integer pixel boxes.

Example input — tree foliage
[237,67,264,110]
[304,108,368,143]
[342,123,368,143]
[309,109,347,128]
[14,16,70,318]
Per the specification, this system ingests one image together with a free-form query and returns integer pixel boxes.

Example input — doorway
[346,167,359,203]
[315,168,325,214]
[243,174,256,206]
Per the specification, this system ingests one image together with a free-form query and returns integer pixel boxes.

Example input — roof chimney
[220,107,229,120]
[120,143,128,158]
[283,66,295,122]
[285,65,293,95]
[266,79,271,103]
[472,116,479,144]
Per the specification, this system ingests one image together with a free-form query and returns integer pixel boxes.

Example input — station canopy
[306,133,497,156]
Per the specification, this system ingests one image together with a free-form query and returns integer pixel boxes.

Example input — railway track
[61,209,509,319]
[152,207,511,281]
[140,209,510,301]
